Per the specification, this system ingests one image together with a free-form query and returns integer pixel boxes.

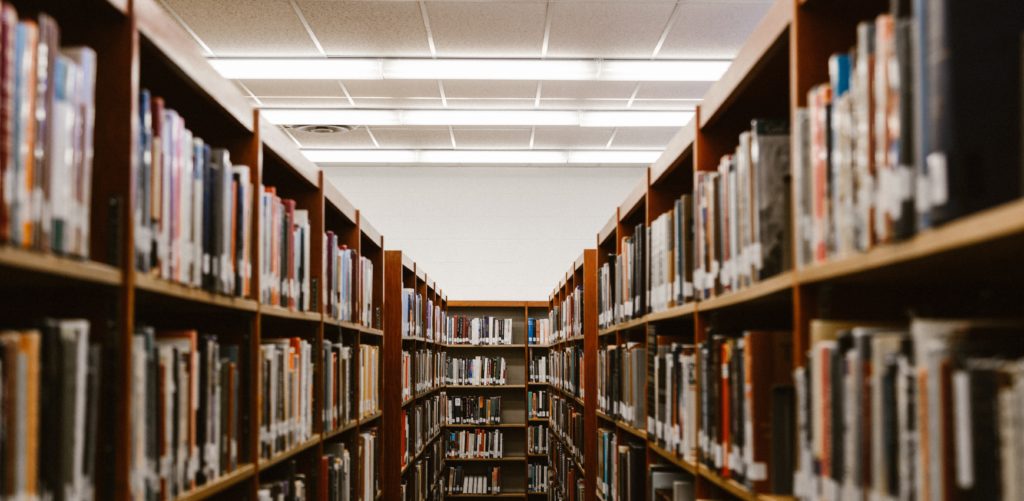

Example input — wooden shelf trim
[259,434,322,471]
[170,464,255,501]
[0,246,122,286]
[135,274,259,312]
[259,305,322,322]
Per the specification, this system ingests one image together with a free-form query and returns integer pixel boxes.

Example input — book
[259,337,313,459]
[260,188,311,312]
[444,315,514,345]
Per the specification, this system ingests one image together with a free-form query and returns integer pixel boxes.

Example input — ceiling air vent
[288,124,354,134]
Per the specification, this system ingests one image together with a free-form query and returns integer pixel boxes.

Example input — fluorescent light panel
[209,58,730,82]
[304,149,661,165]
[264,109,693,128]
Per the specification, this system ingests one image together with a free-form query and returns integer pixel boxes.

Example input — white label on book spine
[952,370,974,489]
[748,461,767,481]
[926,152,949,206]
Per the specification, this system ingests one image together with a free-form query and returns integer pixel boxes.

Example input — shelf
[135,274,259,312]
[333,319,380,335]
[526,343,553,349]
[647,442,698,474]
[445,493,526,499]
[527,381,549,386]
[527,418,549,423]
[794,197,1024,286]
[445,456,527,462]
[446,423,525,429]
[0,246,122,287]
[415,385,443,400]
[443,343,527,349]
[527,453,548,459]
[646,302,698,323]
[360,410,382,424]
[445,384,526,389]
[259,434,321,471]
[615,420,648,441]
[696,270,794,313]
[651,121,696,185]
[697,464,760,501]
[171,464,255,501]
[322,420,359,440]
[598,316,647,336]
[402,397,415,407]
[596,410,615,423]
[260,306,322,322]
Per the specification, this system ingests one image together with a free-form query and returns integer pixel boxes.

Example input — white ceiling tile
[259,97,354,107]
[446,98,538,109]
[546,2,675,58]
[426,1,547,57]
[297,1,431,56]
[658,2,771,59]
[351,97,445,108]
[541,81,636,100]
[628,99,700,110]
[537,99,630,109]
[442,80,539,99]
[452,128,532,149]
[163,0,318,56]
[291,126,378,149]
[609,127,678,149]
[240,79,344,97]
[372,127,453,149]
[532,126,614,149]
[342,80,441,99]
[634,81,712,100]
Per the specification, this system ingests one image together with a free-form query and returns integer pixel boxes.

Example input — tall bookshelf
[442,301,547,499]
[0,1,445,500]
[550,0,1024,500]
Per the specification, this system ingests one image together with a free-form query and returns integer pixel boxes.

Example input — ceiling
[158,0,774,299]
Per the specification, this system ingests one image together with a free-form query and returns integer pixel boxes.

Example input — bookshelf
[0,1,451,500]
[441,300,548,499]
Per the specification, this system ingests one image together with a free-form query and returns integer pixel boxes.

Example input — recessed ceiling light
[303,149,661,165]
[209,58,730,82]
[262,109,693,128]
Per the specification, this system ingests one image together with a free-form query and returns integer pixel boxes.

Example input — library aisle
[0,0,1022,500]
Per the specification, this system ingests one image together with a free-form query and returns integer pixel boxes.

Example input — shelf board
[527,343,553,349]
[527,417,549,423]
[170,463,255,501]
[415,385,443,400]
[646,302,698,323]
[616,420,648,440]
[445,456,527,462]
[696,270,794,313]
[443,343,527,349]
[698,0,791,129]
[527,381,549,386]
[0,246,122,287]
[647,442,698,474]
[402,397,415,408]
[445,384,526,389]
[795,198,1024,286]
[260,306,322,322]
[259,434,321,471]
[135,274,259,312]
[322,420,359,440]
[360,410,382,425]
[445,423,525,429]
[445,493,526,499]
[596,410,616,423]
[651,121,696,185]
[527,453,548,459]
[697,464,759,501]
[259,116,320,189]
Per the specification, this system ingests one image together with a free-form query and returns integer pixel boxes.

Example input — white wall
[326,166,646,300]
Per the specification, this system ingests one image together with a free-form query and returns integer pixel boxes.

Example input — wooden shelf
[443,343,527,349]
[360,410,382,424]
[446,456,527,462]
[446,423,525,429]
[135,274,259,312]
[0,246,121,287]
[696,270,794,313]
[615,420,648,441]
[646,302,698,323]
[259,434,322,471]
[322,420,359,440]
[647,442,698,474]
[171,464,255,501]
[697,464,761,501]
[445,384,526,389]
[260,306,322,322]
[445,493,526,499]
[794,197,1024,286]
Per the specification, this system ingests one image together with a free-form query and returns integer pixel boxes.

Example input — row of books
[322,442,354,501]
[550,394,583,466]
[528,424,549,454]
[322,342,355,431]
[414,348,443,394]
[400,288,423,339]
[260,338,314,460]
[550,441,583,501]
[694,119,790,300]
[603,223,648,325]
[528,390,550,419]
[257,461,307,501]
[696,331,793,494]
[442,355,508,386]
[358,344,380,418]
[318,431,379,501]
[0,8,96,258]
[550,285,583,342]
[443,316,515,345]
[527,318,552,345]
[445,429,504,459]
[447,395,503,425]
[401,350,413,401]
[410,393,444,464]
[0,320,101,501]
[794,3,1024,268]
[528,353,549,383]
[551,345,583,397]
[446,466,500,495]
[259,188,311,311]
[649,339,698,461]
[325,238,372,326]
[794,318,1024,501]
[597,341,647,431]
[597,430,646,501]
[130,327,241,500]
[650,468,695,501]
[528,463,549,493]
[647,196,693,314]
[136,89,253,297]
[401,437,442,501]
